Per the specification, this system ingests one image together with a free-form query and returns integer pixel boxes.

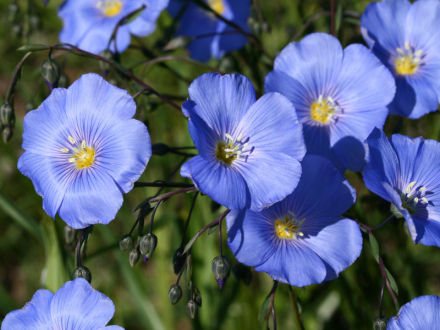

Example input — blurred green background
[1,0,440,329]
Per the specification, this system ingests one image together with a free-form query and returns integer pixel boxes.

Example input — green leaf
[121,6,145,25]
[17,44,49,52]
[335,4,343,33]
[369,232,380,263]
[208,223,219,235]
[183,233,199,254]
[385,268,399,295]
[258,295,271,320]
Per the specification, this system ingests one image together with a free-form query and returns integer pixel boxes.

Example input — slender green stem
[288,287,305,330]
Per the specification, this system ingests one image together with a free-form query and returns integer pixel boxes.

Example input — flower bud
[41,58,60,89]
[186,299,198,319]
[193,286,202,307]
[1,103,15,127]
[63,225,76,244]
[72,266,92,283]
[173,246,186,274]
[152,143,170,156]
[119,235,133,253]
[8,2,19,22]
[373,317,388,330]
[57,73,69,88]
[99,50,113,74]
[211,255,231,290]
[168,285,183,305]
[129,248,140,267]
[2,127,13,143]
[139,233,157,260]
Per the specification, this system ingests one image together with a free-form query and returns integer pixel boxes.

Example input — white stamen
[68,136,76,144]
[81,140,86,150]
[406,181,417,194]
[405,41,411,50]
[60,148,69,153]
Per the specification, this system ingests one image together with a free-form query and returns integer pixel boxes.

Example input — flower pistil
[310,95,338,124]
[216,133,248,165]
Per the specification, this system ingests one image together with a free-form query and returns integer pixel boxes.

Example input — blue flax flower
[361,0,440,119]
[226,155,362,286]
[168,0,250,62]
[388,295,440,329]
[265,33,395,173]
[364,128,440,246]
[180,73,306,211]
[18,73,151,229]
[1,278,123,330]
[59,0,169,54]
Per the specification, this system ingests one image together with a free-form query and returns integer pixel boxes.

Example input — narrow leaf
[17,44,49,52]
[385,268,399,295]
[208,223,219,235]
[183,233,199,254]
[369,232,380,263]
[258,295,271,320]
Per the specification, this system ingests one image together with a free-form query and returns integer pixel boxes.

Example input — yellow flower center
[216,133,247,165]
[395,42,422,76]
[399,181,428,215]
[310,95,338,124]
[61,136,96,170]
[97,0,123,17]
[208,0,225,15]
[274,213,305,240]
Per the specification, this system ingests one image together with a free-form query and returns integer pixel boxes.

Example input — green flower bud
[1,103,15,127]
[72,266,92,283]
[2,127,13,143]
[173,246,186,274]
[129,248,140,267]
[41,58,60,87]
[373,317,388,330]
[119,235,133,253]
[57,74,69,88]
[186,299,198,319]
[193,286,202,307]
[139,233,157,260]
[211,256,231,290]
[168,285,183,305]
[63,225,76,244]
[152,143,170,156]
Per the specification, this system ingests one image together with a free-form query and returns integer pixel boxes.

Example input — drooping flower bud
[119,235,133,253]
[152,143,170,156]
[373,317,388,330]
[72,266,92,283]
[57,73,69,88]
[211,255,231,290]
[186,299,198,319]
[139,233,157,260]
[168,285,183,305]
[63,225,76,244]
[173,246,186,274]
[129,248,140,267]
[193,286,202,307]
[1,103,15,128]
[2,127,13,143]
[41,58,60,89]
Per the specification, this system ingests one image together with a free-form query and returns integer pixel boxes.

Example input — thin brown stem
[134,181,194,188]
[180,192,199,249]
[293,12,331,40]
[147,187,197,204]
[6,52,33,103]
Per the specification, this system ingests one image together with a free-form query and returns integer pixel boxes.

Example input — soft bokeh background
[1,0,440,329]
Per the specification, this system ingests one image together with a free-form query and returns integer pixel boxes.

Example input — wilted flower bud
[63,225,76,244]
[57,73,69,88]
[1,103,15,127]
[164,36,192,51]
[139,233,157,260]
[152,143,170,156]
[186,299,198,319]
[119,235,133,253]
[99,50,113,74]
[72,266,92,283]
[8,2,19,22]
[373,317,388,330]
[173,246,186,274]
[2,127,13,143]
[41,58,60,89]
[129,248,140,267]
[168,285,183,305]
[211,256,231,290]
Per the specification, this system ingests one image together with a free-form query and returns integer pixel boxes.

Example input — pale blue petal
[186,73,256,137]
[388,295,440,330]
[50,278,115,330]
[58,167,123,229]
[273,33,344,98]
[285,155,355,219]
[1,290,53,330]
[226,210,277,267]
[255,240,327,287]
[17,152,76,219]
[302,217,362,281]
[180,155,249,210]
[129,0,169,36]
[235,152,302,211]
[95,119,152,193]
